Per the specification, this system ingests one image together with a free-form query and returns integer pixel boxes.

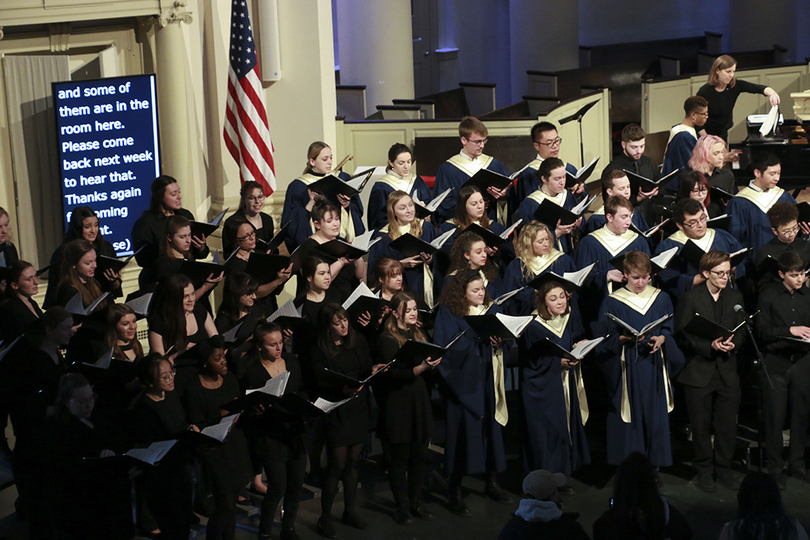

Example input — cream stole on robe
[390,220,434,308]
[468,302,507,426]
[663,124,697,156]
[297,173,355,242]
[609,284,674,423]
[535,313,589,440]
[524,250,563,278]
[734,181,785,214]
[379,172,421,204]
[590,226,640,294]
[528,189,569,251]
[667,227,716,251]
[447,153,507,225]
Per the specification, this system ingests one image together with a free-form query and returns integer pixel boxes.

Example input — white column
[335,0,414,113]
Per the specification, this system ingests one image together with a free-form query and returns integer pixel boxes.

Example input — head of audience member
[254,322,284,362]
[139,353,175,394]
[65,206,102,244]
[752,152,782,191]
[387,143,413,178]
[219,272,258,321]
[107,303,143,361]
[677,170,711,207]
[195,335,227,379]
[53,372,94,423]
[304,141,333,175]
[605,196,634,235]
[387,190,422,239]
[535,281,569,321]
[449,232,497,282]
[688,135,727,175]
[623,251,652,294]
[777,251,806,293]
[453,185,490,229]
[317,303,356,357]
[30,306,75,350]
[373,257,404,298]
[767,202,800,245]
[602,169,631,202]
[239,180,266,217]
[4,260,38,301]
[731,472,796,540]
[439,268,491,316]
[700,250,731,292]
[707,54,737,89]
[531,121,562,160]
[301,256,331,295]
[620,124,646,162]
[538,158,567,196]
[232,221,257,254]
[385,291,425,343]
[673,199,709,240]
[61,239,102,305]
[458,116,488,159]
[0,206,10,245]
[162,215,192,259]
[311,200,342,240]
[515,221,556,264]
[683,95,709,127]
[520,469,566,506]
[609,452,666,539]
[149,175,182,215]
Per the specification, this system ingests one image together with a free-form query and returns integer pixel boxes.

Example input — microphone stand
[558,99,599,167]
[738,308,771,471]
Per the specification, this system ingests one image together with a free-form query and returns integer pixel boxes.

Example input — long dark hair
[64,206,106,247]
[3,260,35,301]
[731,472,797,540]
[218,272,258,321]
[148,175,179,214]
[299,256,329,297]
[609,452,666,540]
[438,269,491,317]
[452,185,490,230]
[59,239,103,306]
[161,215,192,258]
[53,372,92,423]
[447,231,498,282]
[106,303,144,361]
[153,274,194,353]
[383,292,425,346]
[316,303,356,359]
[239,180,265,213]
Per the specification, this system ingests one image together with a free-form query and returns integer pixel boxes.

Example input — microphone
[733,304,745,314]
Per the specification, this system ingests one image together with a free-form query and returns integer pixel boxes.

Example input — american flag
[224,0,276,195]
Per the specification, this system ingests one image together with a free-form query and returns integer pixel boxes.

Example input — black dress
[183,372,253,494]
[374,330,433,444]
[55,279,118,309]
[44,237,116,309]
[310,334,373,447]
[294,237,359,301]
[224,253,281,314]
[0,294,41,342]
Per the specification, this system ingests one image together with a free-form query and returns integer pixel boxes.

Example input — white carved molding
[158,0,193,27]
[48,23,71,52]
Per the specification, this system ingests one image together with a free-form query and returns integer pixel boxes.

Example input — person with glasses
[682,135,738,208]
[655,198,743,303]
[756,250,810,489]
[674,250,746,492]
[222,180,277,256]
[434,116,511,225]
[661,96,710,179]
[756,202,810,292]
[676,170,721,219]
[514,121,581,202]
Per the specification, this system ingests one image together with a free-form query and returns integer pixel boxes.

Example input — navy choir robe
[433,303,507,476]
[574,226,650,323]
[654,228,743,302]
[501,252,576,316]
[367,220,437,307]
[434,153,510,225]
[594,285,684,467]
[517,189,578,254]
[661,125,698,180]
[434,219,513,291]
[281,171,365,252]
[367,172,433,233]
[515,158,579,202]
[581,206,649,238]
[727,182,795,266]
[517,310,590,475]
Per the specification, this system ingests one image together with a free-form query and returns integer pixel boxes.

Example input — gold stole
[379,172,421,203]
[469,302,507,426]
[609,285,674,423]
[590,226,640,294]
[524,250,563,277]
[734,183,785,214]
[392,220,434,308]
[667,227,716,252]
[536,313,589,439]
[664,124,697,154]
[528,189,569,251]
[447,154,507,225]
[297,173,355,242]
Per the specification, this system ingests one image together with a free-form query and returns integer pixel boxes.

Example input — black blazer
[674,282,746,388]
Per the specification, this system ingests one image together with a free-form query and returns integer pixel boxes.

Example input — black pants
[388,440,429,509]
[683,369,741,474]
[762,355,810,473]
[259,450,307,535]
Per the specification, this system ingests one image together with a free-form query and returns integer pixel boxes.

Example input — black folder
[244,253,291,284]
[683,314,745,341]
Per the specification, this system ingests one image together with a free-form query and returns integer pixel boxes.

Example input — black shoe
[448,487,472,517]
[693,473,717,493]
[342,510,368,530]
[557,483,576,496]
[410,502,435,521]
[393,507,413,525]
[485,480,513,503]
[280,526,302,540]
[790,467,810,484]
[716,468,742,490]
[317,517,337,539]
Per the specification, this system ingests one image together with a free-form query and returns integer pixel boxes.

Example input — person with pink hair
[677,135,737,212]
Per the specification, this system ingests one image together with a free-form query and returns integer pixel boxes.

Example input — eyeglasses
[247,195,265,203]
[690,186,708,194]
[779,225,800,236]
[693,111,709,117]
[467,138,488,146]
[70,393,97,407]
[536,137,563,149]
[160,369,177,383]
[682,214,708,228]
[710,270,731,278]
[237,231,256,241]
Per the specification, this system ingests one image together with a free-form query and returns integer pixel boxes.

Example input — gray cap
[522,470,566,500]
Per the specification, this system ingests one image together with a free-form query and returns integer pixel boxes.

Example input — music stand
[559,99,599,167]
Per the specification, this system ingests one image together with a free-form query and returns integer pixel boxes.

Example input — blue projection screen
[54,74,160,256]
